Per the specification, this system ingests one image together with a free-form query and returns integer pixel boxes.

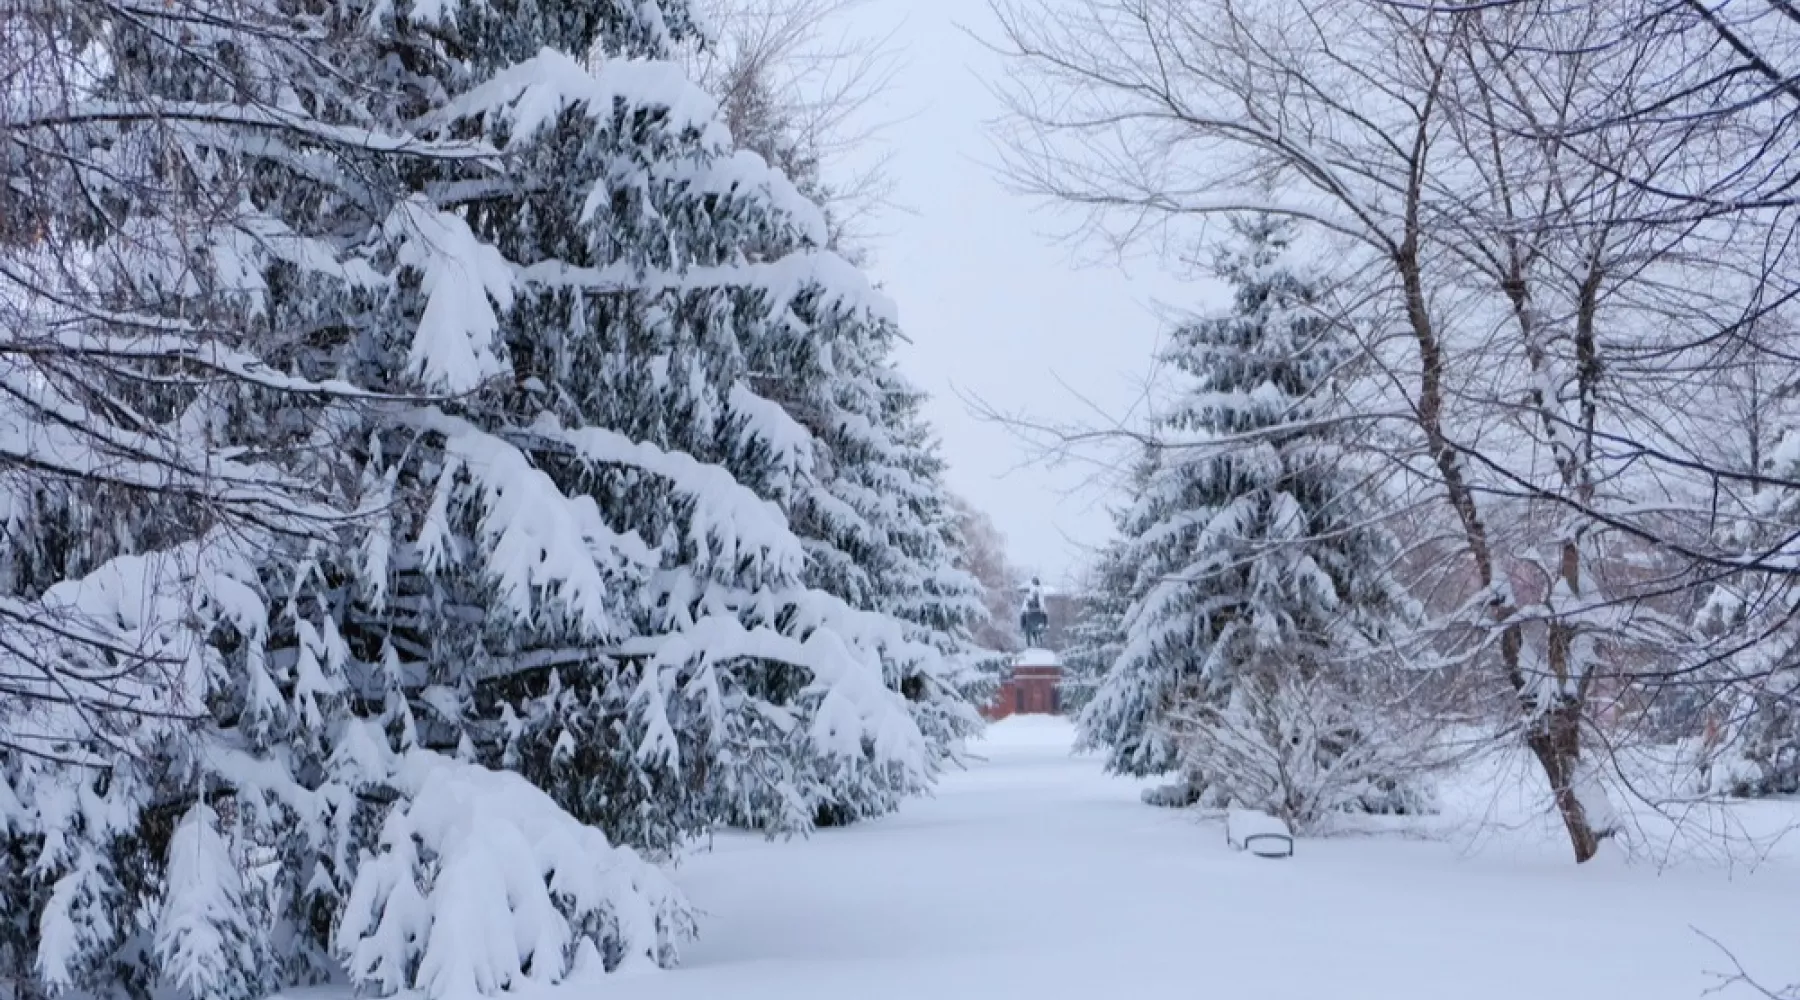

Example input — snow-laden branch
[335,743,693,1000]
[516,249,894,325]
[619,599,928,774]
[384,198,514,395]
[512,412,807,582]
[410,409,652,639]
[0,368,352,532]
[0,532,267,768]
[11,99,498,161]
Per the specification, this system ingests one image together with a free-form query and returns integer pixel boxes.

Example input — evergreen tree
[1077,215,1411,816]
[1689,445,1800,797]
[687,32,991,827]
[1059,534,1136,716]
[0,1,469,995]
[1,0,976,996]
[740,283,988,828]
[331,0,964,855]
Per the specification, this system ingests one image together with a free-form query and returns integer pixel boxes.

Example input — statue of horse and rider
[1019,577,1049,648]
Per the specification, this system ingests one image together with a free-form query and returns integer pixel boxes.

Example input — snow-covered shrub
[1166,670,1440,833]
[1685,742,1771,798]
[1140,781,1206,809]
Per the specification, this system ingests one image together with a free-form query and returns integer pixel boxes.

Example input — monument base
[984,648,1062,720]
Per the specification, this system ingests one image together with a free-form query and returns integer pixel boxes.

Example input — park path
[604,716,1794,1000]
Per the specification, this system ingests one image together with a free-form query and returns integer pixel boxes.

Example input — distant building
[983,648,1062,720]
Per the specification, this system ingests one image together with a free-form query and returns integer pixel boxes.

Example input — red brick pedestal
[983,649,1062,720]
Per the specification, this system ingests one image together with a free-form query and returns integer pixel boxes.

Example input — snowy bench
[1226,807,1294,858]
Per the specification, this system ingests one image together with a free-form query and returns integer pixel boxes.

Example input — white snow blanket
[321,716,1800,1000]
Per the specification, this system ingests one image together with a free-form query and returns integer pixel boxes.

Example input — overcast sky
[830,0,1215,586]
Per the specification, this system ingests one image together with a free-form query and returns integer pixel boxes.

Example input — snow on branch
[15,99,498,161]
[621,602,928,773]
[657,150,830,247]
[516,250,892,325]
[440,46,831,245]
[412,410,653,638]
[384,198,514,395]
[517,413,806,581]
[9,328,378,400]
[3,246,377,400]
[336,747,693,1000]
[0,367,347,532]
[0,532,269,768]
[441,47,729,151]
[726,382,817,502]
[206,204,388,305]
[154,804,262,1000]
[619,575,936,769]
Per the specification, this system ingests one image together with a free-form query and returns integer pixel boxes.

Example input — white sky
[834,0,1216,585]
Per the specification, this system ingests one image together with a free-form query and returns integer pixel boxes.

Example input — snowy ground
[609,716,1800,1000]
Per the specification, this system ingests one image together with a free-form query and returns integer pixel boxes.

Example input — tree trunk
[1523,699,1602,863]
[1394,106,1606,864]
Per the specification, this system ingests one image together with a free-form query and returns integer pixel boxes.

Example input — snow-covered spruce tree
[683,32,990,828]
[10,0,983,990]
[2,1,709,997]
[1077,216,1420,829]
[324,0,969,865]
[2,1,952,998]
[733,281,989,829]
[0,3,403,997]
[1059,462,1153,719]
